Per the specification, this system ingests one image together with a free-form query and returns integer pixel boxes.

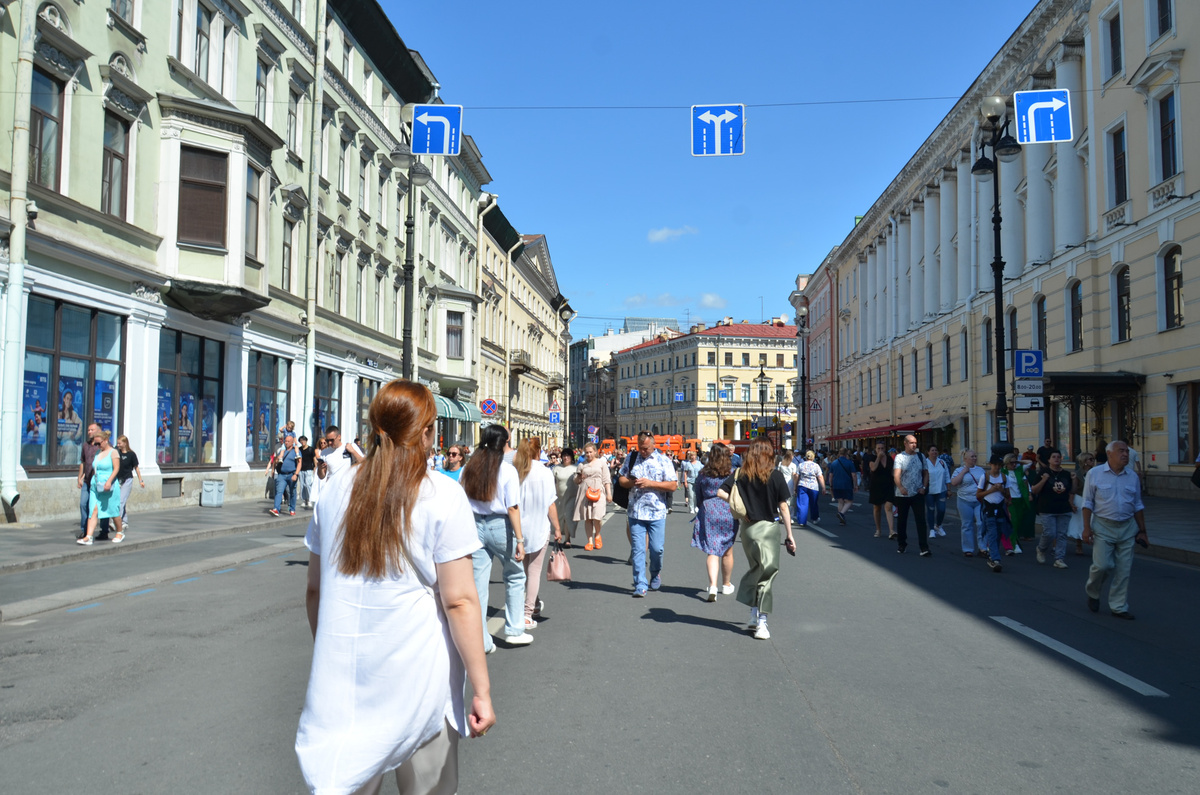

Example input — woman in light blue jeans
[471,513,528,647]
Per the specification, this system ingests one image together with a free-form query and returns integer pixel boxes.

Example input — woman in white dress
[515,437,561,630]
[552,448,580,546]
[296,381,494,795]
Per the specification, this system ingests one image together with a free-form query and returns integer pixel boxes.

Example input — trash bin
[200,479,225,507]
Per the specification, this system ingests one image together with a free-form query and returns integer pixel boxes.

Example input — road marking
[246,560,268,566]
[173,577,200,585]
[128,589,156,597]
[806,524,837,538]
[990,616,1168,697]
[4,619,38,626]
[67,603,101,613]
[212,568,235,574]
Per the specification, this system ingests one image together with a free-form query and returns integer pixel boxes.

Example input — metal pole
[802,349,808,452]
[989,127,1011,456]
[402,173,417,380]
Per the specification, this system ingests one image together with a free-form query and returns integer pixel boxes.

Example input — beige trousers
[351,720,459,795]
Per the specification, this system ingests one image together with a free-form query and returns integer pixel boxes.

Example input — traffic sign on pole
[1015,396,1046,411]
[587,425,597,434]
[1013,89,1072,144]
[548,412,561,425]
[675,391,685,402]
[629,389,640,400]
[809,399,822,412]
[1014,380,1045,395]
[480,398,497,416]
[411,104,463,156]
[550,399,561,412]
[691,104,745,156]
[1014,349,1044,378]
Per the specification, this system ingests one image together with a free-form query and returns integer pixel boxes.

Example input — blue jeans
[795,486,820,525]
[629,516,666,591]
[1037,513,1072,562]
[925,491,947,529]
[981,508,1011,561]
[79,481,109,534]
[274,472,297,512]
[957,499,981,554]
[472,513,526,646]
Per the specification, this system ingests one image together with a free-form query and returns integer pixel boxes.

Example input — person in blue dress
[691,443,737,601]
[828,448,859,524]
[77,430,123,545]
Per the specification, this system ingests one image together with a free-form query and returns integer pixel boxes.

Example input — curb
[0,516,310,576]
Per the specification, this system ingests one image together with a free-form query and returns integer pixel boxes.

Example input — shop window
[312,367,341,438]
[157,330,221,466]
[246,352,290,465]
[21,298,124,469]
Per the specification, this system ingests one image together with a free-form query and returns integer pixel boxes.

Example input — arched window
[982,318,993,374]
[942,337,951,385]
[1006,307,1019,369]
[1163,245,1184,329]
[1035,297,1047,353]
[1115,266,1131,341]
[1069,281,1084,351]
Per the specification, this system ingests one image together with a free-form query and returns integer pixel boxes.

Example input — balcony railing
[547,370,565,389]
[510,350,532,373]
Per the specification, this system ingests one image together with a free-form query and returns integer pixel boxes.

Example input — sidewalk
[0,498,309,575]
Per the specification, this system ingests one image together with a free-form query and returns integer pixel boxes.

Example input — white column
[896,215,911,332]
[939,168,957,311]
[222,331,251,473]
[865,246,878,350]
[1000,147,1025,280]
[1024,132,1054,266]
[877,234,890,342]
[857,256,867,353]
[124,309,165,476]
[909,200,925,327]
[1053,43,1086,251]
[341,371,358,438]
[956,151,973,303]
[923,187,940,318]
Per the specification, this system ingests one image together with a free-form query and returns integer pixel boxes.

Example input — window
[246,351,290,465]
[356,262,365,323]
[942,338,951,385]
[157,329,222,466]
[363,68,373,98]
[898,356,905,396]
[255,61,269,122]
[338,138,349,193]
[30,68,63,190]
[281,220,294,290]
[960,329,969,381]
[287,90,300,151]
[375,275,384,330]
[328,250,343,311]
[21,298,124,469]
[724,352,732,366]
[866,372,872,405]
[925,345,933,390]
[1105,12,1123,77]
[707,383,716,401]
[741,384,750,402]
[858,374,864,408]
[175,0,184,60]
[292,0,303,20]
[983,318,993,374]
[911,351,919,394]
[111,0,133,23]
[359,156,369,210]
[1036,297,1048,353]
[178,147,227,248]
[195,5,212,80]
[245,166,260,260]
[1110,127,1127,206]
[447,311,464,359]
[377,171,386,222]
[101,113,129,218]
[775,384,785,402]
[1006,308,1019,370]
[1116,266,1132,341]
[741,353,750,367]
[878,366,885,399]
[706,351,715,365]
[1069,281,1084,351]
[1155,0,1173,39]
[342,36,351,77]
[1164,245,1184,329]
[776,353,784,367]
[312,367,341,438]
[1158,93,1178,181]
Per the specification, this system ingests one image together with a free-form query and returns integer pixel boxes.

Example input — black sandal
[563,540,572,549]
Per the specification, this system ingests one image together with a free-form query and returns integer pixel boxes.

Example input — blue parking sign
[1014,349,1044,378]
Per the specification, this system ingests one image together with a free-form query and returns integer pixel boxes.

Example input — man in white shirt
[1082,440,1148,619]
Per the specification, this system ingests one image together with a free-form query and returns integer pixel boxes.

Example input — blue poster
[56,376,85,464]
[178,393,195,450]
[201,396,216,458]
[22,371,48,446]
[259,401,272,445]
[94,379,116,437]
[156,387,172,463]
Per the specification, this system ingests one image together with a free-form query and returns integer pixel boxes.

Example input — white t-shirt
[297,466,481,793]
[926,457,951,493]
[467,460,521,516]
[953,465,986,503]
[518,464,557,554]
[778,461,799,493]
[796,461,822,491]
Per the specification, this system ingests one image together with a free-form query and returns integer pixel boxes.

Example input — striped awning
[434,395,467,420]
[456,400,482,422]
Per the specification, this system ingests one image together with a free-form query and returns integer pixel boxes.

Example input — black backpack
[612,451,638,509]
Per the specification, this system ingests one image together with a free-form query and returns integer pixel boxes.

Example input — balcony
[547,370,565,390]
[510,350,532,374]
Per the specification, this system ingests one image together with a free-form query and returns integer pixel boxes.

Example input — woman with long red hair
[514,437,561,629]
[296,380,494,794]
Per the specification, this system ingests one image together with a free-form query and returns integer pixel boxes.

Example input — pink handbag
[547,543,572,582]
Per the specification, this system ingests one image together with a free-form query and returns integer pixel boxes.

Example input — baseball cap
[1026,445,1034,451]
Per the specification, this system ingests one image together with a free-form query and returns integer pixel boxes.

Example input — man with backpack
[270,433,300,516]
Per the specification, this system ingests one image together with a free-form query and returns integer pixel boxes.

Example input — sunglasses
[447,452,461,457]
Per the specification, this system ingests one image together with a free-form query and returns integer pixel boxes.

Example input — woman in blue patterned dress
[691,443,737,602]
[77,430,123,545]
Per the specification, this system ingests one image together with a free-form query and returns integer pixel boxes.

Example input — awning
[456,400,481,423]
[920,414,958,431]
[1042,371,1145,397]
[434,395,467,420]
[827,421,927,442]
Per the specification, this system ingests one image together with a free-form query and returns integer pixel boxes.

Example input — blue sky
[383,0,1039,337]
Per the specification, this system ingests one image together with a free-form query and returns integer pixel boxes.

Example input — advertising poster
[56,375,86,464]
[93,379,116,437]
[245,388,255,459]
[22,371,48,447]
[178,393,195,451]
[201,396,216,461]
[259,401,273,458]
[156,387,173,463]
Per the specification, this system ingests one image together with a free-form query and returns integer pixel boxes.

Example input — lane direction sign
[411,104,463,156]
[692,104,745,156]
[1013,89,1072,144]
[675,391,685,402]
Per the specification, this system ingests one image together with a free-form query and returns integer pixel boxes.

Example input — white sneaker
[706,586,718,602]
[937,527,947,537]
[505,633,534,646]
[485,644,497,655]
[721,583,735,595]
[754,617,771,640]
[1013,544,1023,554]
[1053,560,1068,569]
[1036,548,1046,564]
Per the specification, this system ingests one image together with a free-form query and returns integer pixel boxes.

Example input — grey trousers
[351,720,459,795]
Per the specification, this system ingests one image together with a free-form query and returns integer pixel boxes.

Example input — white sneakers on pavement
[1053,559,1068,569]
[721,583,735,595]
[706,586,718,602]
[754,615,771,640]
[506,633,534,646]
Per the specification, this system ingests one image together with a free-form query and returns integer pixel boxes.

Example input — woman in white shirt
[461,425,533,648]
[924,444,952,538]
[296,380,494,795]
[514,437,561,631]
[975,454,1015,573]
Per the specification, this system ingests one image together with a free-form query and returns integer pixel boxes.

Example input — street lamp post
[796,299,810,452]
[755,366,772,451]
[971,95,1022,458]
[391,146,433,380]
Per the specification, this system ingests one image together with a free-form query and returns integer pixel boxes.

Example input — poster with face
[56,376,86,464]
[22,371,48,447]
[178,394,195,449]
[93,379,116,436]
[156,387,172,463]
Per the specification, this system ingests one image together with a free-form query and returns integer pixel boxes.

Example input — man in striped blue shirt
[1082,440,1148,620]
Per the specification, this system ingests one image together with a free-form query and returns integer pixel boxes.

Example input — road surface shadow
[641,606,746,636]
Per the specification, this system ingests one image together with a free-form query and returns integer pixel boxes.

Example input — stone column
[124,305,166,476]
[1024,128,1055,267]
[923,186,940,318]
[865,245,878,350]
[939,168,957,311]
[222,329,252,473]
[877,233,890,342]
[896,214,911,331]
[857,256,867,354]
[1053,42,1086,252]
[1000,134,1026,280]
[956,151,973,302]
[909,200,925,328]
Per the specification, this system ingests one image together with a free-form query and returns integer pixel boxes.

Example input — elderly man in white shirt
[1082,440,1149,620]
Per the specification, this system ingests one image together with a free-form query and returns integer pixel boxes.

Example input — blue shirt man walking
[619,432,678,597]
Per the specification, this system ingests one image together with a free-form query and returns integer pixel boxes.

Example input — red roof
[614,323,798,355]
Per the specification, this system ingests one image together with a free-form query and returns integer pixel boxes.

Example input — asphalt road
[2,502,1199,794]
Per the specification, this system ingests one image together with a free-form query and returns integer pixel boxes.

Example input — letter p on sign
[1015,350,1043,378]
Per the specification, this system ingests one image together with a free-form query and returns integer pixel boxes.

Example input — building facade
[803,0,1197,497]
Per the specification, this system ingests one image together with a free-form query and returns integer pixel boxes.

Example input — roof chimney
[690,322,706,333]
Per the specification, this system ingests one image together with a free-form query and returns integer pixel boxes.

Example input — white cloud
[655,293,683,306]
[699,293,727,309]
[647,225,698,243]
[624,293,647,307]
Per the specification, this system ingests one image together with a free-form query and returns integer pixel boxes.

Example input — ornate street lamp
[391,146,432,381]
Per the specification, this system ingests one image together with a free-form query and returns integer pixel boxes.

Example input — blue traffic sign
[691,104,744,157]
[629,389,640,400]
[1014,349,1044,378]
[411,104,463,156]
[719,390,731,400]
[548,411,561,425]
[675,391,685,402]
[1013,89,1072,144]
